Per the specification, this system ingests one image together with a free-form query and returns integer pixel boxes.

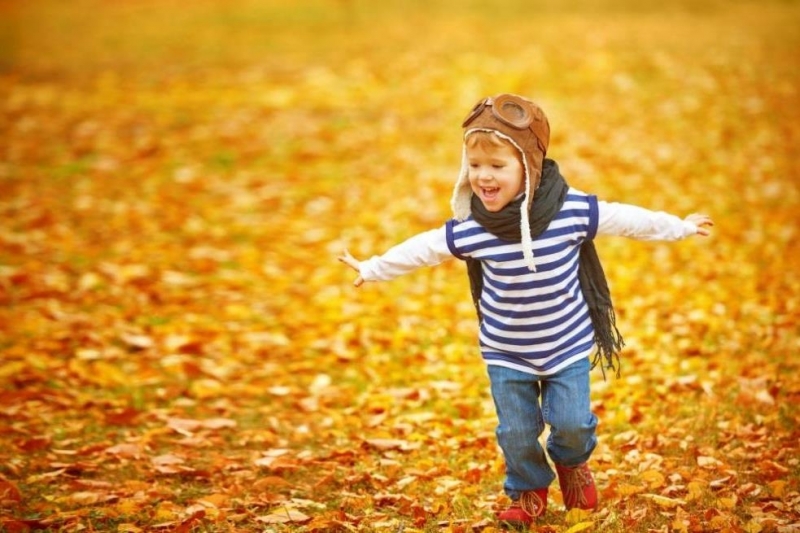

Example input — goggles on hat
[462,94,541,130]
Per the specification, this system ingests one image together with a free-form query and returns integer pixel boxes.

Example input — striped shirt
[358,188,698,376]
[446,189,597,374]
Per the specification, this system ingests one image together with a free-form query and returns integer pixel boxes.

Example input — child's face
[466,140,525,212]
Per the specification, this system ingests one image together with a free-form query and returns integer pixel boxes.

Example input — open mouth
[481,187,500,201]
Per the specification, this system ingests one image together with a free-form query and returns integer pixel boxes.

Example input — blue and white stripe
[446,189,599,376]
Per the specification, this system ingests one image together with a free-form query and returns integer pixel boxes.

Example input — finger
[354,276,364,287]
[338,250,360,271]
[697,218,714,228]
[696,221,712,236]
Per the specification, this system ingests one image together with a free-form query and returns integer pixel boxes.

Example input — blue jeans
[488,358,598,500]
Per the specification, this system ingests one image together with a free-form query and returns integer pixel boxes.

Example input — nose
[475,167,494,182]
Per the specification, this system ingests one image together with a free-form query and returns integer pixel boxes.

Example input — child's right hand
[338,249,365,287]
[685,213,714,237]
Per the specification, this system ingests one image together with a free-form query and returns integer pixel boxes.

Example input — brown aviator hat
[450,94,550,270]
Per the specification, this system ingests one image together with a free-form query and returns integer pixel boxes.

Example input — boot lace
[561,465,593,508]
[512,490,545,517]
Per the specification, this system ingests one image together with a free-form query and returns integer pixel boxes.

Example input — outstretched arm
[338,226,453,288]
[597,201,714,240]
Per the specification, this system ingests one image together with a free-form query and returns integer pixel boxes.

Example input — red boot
[497,488,548,528]
[555,463,597,510]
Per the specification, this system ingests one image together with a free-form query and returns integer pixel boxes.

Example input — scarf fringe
[590,305,624,379]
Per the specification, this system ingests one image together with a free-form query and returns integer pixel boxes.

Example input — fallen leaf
[639,494,686,509]
[0,479,22,506]
[768,480,787,497]
[565,522,595,533]
[257,509,312,524]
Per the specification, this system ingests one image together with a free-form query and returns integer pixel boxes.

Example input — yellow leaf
[69,359,129,387]
[95,360,131,386]
[189,378,223,399]
[686,481,706,501]
[0,361,26,379]
[565,521,595,533]
[672,516,689,533]
[641,469,666,489]
[639,494,686,509]
[718,494,737,509]
[565,508,593,524]
[617,483,644,496]
[709,516,728,529]
[117,525,143,533]
[743,520,763,533]
[154,501,181,521]
[116,500,141,516]
[224,304,252,319]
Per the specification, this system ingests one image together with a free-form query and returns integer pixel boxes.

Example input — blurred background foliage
[1,0,799,530]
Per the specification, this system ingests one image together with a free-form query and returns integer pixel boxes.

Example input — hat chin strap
[453,129,538,272]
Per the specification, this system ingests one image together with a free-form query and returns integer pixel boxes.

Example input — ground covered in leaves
[1,0,799,531]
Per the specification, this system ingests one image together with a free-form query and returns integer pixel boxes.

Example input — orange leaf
[0,479,22,506]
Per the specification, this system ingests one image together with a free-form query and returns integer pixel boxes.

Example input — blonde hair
[465,130,524,165]
[465,130,508,149]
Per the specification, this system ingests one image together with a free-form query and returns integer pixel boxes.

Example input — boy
[339,94,712,527]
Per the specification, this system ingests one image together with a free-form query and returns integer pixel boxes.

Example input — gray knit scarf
[466,159,623,376]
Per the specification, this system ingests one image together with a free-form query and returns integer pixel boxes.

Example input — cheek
[467,168,484,182]
[509,170,526,195]
[515,176,526,194]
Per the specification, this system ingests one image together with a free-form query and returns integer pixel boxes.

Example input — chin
[482,203,502,212]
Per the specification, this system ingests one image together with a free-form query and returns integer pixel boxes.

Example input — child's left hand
[685,213,714,236]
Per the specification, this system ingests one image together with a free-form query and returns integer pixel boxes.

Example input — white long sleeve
[359,226,453,281]
[597,201,698,241]
[359,203,696,281]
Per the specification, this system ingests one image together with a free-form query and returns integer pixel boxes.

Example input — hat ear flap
[451,144,473,221]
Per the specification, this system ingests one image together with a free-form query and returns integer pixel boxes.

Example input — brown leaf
[152,454,185,466]
[105,443,143,459]
[104,407,142,426]
[170,510,206,533]
[257,509,311,524]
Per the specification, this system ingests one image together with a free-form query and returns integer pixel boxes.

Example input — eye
[492,164,505,169]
